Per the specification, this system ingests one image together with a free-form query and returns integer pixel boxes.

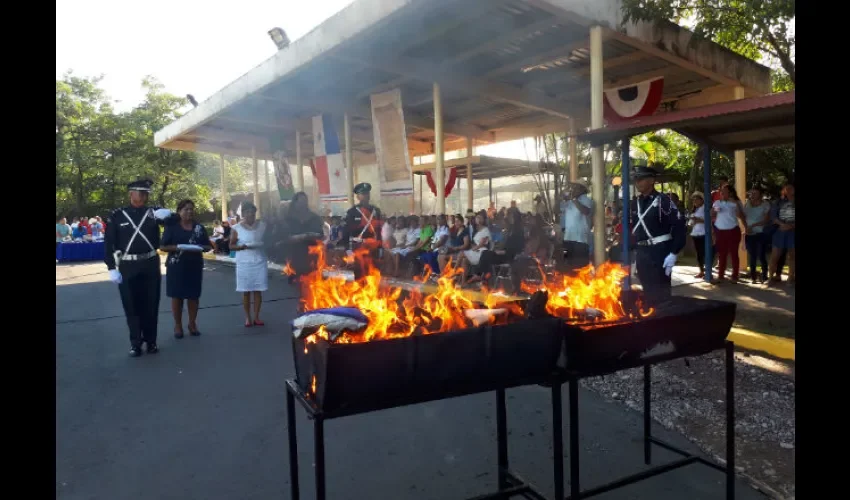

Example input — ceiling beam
[334,53,575,120]
[483,38,589,79]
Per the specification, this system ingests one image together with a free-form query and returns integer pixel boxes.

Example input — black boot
[146,343,159,354]
[129,346,143,358]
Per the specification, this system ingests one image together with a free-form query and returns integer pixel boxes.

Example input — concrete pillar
[344,113,354,206]
[251,147,261,218]
[589,25,606,266]
[264,159,272,203]
[220,154,228,222]
[569,118,578,182]
[295,130,304,192]
[734,86,748,273]
[434,82,446,215]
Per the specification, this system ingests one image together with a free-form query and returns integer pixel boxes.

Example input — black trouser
[692,235,706,271]
[745,233,769,280]
[117,257,162,348]
[478,249,511,278]
[635,241,673,305]
[562,241,590,272]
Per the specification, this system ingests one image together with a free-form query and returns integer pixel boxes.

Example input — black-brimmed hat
[631,166,662,180]
[353,182,372,195]
[127,179,153,192]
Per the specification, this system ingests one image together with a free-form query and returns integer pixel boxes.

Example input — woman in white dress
[229,202,269,327]
[459,212,492,286]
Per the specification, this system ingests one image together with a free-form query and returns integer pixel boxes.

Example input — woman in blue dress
[161,199,212,338]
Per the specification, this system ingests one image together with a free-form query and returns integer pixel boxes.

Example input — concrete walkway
[56,260,768,500]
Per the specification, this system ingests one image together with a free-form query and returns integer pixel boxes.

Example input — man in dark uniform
[344,182,383,279]
[104,179,174,357]
[629,167,687,305]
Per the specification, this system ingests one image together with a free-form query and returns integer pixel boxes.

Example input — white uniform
[233,221,269,292]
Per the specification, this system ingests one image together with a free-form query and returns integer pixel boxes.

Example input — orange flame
[521,262,653,321]
[282,261,296,276]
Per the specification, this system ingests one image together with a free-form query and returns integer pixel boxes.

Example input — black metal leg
[552,384,564,500]
[569,378,580,499]
[496,388,508,490]
[314,417,326,500]
[643,364,652,465]
[286,390,300,500]
[726,342,736,500]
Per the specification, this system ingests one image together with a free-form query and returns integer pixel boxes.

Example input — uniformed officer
[629,167,687,304]
[344,182,383,278]
[104,179,175,357]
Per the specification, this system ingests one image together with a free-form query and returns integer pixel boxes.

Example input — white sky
[56,0,356,110]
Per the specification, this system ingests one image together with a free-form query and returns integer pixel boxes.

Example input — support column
[569,118,578,182]
[734,86,748,274]
[252,146,261,218]
[620,137,631,289]
[488,178,493,205]
[703,146,714,283]
[410,152,416,214]
[418,174,423,214]
[344,113,354,206]
[433,82,446,215]
[295,130,304,192]
[220,154,228,222]
[265,159,272,204]
[466,137,474,211]
[589,25,606,266]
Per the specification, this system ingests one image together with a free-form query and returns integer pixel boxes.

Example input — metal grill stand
[285,341,736,500]
[564,340,736,499]
[285,378,564,500]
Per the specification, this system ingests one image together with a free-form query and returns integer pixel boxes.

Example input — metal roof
[154,0,772,161]
[578,91,795,155]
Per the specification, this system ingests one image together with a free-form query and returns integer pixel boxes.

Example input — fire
[282,261,295,276]
[310,374,317,394]
[521,262,653,321]
[295,244,651,344]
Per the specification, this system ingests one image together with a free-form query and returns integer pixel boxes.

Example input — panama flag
[312,114,348,202]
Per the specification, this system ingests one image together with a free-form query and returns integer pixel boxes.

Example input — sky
[56,0,356,111]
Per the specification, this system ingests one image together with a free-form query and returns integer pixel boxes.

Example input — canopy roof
[154,0,771,161]
[578,91,795,155]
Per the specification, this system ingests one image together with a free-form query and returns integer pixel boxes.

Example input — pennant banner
[272,150,296,202]
[603,77,664,123]
[312,114,349,202]
[371,89,413,197]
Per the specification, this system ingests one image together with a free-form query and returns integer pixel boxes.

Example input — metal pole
[725,342,736,500]
[345,113,354,206]
[296,130,304,191]
[264,159,272,205]
[252,146,261,218]
[569,118,578,182]
[703,147,713,282]
[466,137,474,211]
[410,152,416,214]
[418,174,423,214]
[621,137,631,289]
[590,25,606,266]
[434,82,446,215]
[219,154,228,222]
[488,178,493,204]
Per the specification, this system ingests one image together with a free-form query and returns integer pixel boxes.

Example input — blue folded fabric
[292,307,368,340]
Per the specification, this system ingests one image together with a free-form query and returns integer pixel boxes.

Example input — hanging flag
[313,114,348,202]
[272,150,296,202]
[371,89,413,197]
[425,167,459,197]
[603,77,664,123]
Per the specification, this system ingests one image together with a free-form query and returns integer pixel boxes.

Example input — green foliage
[56,72,252,219]
[620,0,795,84]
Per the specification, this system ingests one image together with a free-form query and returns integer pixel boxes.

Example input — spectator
[56,217,71,248]
[438,214,470,273]
[476,208,525,285]
[743,186,771,283]
[711,176,730,202]
[89,217,104,240]
[768,183,795,285]
[560,179,593,271]
[710,185,746,283]
[389,215,421,276]
[282,192,324,281]
[210,220,225,252]
[230,202,268,327]
[687,192,708,279]
[459,212,492,286]
[419,214,450,274]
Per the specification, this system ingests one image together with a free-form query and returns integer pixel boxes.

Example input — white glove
[108,269,123,284]
[663,253,677,276]
[153,208,172,220]
[177,244,203,252]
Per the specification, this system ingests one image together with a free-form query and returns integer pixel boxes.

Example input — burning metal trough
[285,246,738,500]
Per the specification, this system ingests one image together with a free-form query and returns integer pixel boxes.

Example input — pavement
[56,260,768,500]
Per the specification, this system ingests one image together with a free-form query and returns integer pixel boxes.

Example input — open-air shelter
[579,90,796,283]
[153,0,772,265]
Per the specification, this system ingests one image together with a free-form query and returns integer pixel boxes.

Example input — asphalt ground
[56,260,766,500]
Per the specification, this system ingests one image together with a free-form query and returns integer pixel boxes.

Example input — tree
[621,0,795,85]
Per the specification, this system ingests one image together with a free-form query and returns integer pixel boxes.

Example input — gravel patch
[581,350,795,499]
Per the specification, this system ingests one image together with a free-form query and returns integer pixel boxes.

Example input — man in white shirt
[560,179,593,271]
